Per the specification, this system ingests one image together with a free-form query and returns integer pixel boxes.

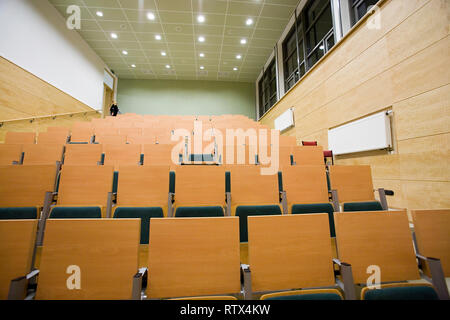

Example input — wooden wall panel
[260,0,449,212]
[0,56,100,142]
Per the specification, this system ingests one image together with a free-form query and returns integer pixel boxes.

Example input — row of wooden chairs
[0,164,389,243]
[2,127,296,145]
[1,210,448,300]
[0,143,327,168]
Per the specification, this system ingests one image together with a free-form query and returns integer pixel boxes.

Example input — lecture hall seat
[0,165,57,220]
[281,165,336,237]
[173,166,226,218]
[113,165,170,244]
[247,214,348,300]
[227,165,282,243]
[35,219,142,300]
[146,217,241,300]
[328,165,388,212]
[49,165,114,219]
[334,210,447,300]
[0,220,38,300]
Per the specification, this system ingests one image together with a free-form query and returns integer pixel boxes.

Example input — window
[258,59,277,118]
[305,0,335,69]
[282,28,299,91]
[351,0,379,25]
[281,0,335,93]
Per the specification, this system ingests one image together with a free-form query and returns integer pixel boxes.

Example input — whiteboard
[274,108,294,132]
[328,111,392,155]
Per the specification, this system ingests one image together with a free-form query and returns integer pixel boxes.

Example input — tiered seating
[1,113,447,301]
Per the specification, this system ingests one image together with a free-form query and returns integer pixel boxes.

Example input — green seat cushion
[291,203,335,237]
[277,171,283,192]
[169,171,175,193]
[363,286,439,300]
[113,207,164,244]
[0,207,38,219]
[113,171,119,193]
[343,201,383,212]
[50,207,101,219]
[175,206,224,218]
[225,171,230,193]
[236,205,282,242]
[265,293,343,300]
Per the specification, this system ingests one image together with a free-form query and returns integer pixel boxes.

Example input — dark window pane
[353,0,379,24]
[307,0,330,24]
[298,39,305,62]
[306,2,333,52]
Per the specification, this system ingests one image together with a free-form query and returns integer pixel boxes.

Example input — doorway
[102,83,114,118]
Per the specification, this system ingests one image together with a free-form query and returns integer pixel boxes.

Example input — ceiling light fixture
[147,12,155,20]
[96,11,103,17]
[198,36,205,42]
[161,51,166,56]
[200,66,204,70]
[236,54,242,59]
[199,53,205,58]
[131,64,136,68]
[110,33,118,39]
[240,38,247,45]
[166,65,171,69]
[122,50,128,55]
[197,15,205,23]
[246,18,253,26]
[155,34,161,40]
[233,67,238,71]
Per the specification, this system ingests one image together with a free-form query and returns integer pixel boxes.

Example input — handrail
[0,110,100,124]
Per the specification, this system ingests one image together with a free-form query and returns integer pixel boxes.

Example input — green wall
[117,79,256,119]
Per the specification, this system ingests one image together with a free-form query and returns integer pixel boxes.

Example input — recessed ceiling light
[200,66,204,70]
[240,38,247,45]
[198,36,205,42]
[131,64,136,68]
[246,18,253,26]
[96,11,103,17]
[147,12,155,20]
[233,67,238,71]
[110,33,118,39]
[161,51,166,56]
[197,15,205,23]
[122,50,128,55]
[166,65,171,69]
[199,53,205,58]
[236,54,242,59]
[155,34,161,40]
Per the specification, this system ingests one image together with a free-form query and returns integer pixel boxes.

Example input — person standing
[110,100,119,117]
